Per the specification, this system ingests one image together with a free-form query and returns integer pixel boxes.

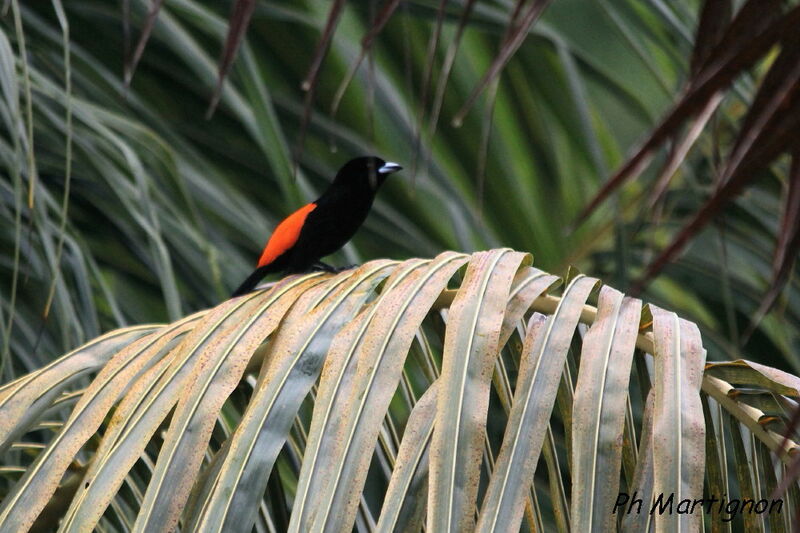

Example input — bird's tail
[231,265,273,297]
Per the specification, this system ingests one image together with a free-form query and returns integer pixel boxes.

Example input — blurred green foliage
[0,0,797,380]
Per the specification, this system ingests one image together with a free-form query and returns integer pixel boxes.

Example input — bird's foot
[311,262,358,273]
[309,261,336,273]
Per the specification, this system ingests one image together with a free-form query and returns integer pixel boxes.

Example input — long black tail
[232,265,273,297]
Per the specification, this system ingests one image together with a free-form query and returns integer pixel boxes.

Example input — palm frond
[1,251,798,532]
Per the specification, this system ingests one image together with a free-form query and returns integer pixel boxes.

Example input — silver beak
[378,161,402,174]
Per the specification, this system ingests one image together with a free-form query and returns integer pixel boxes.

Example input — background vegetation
[0,0,795,381]
[1,1,800,531]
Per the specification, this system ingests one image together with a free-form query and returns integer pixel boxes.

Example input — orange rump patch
[257,203,317,268]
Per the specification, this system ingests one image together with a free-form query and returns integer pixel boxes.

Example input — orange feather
[257,203,317,268]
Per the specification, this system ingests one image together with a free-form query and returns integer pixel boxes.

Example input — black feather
[231,156,401,297]
[231,265,274,297]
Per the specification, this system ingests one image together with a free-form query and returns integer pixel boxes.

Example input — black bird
[232,156,401,296]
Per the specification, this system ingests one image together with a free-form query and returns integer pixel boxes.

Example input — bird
[231,156,402,296]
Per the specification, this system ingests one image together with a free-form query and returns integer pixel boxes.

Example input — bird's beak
[378,162,402,174]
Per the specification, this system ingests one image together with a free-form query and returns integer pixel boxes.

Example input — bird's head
[334,156,402,191]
